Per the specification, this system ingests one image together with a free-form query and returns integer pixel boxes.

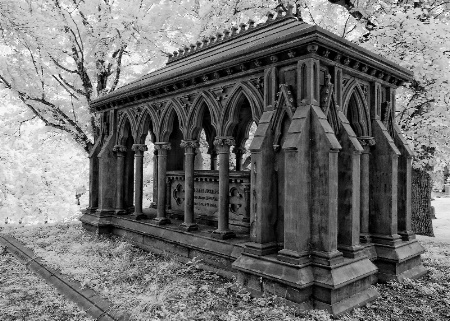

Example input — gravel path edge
[0,233,131,321]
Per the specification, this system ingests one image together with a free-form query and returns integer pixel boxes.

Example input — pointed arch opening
[344,86,370,138]
[194,103,217,170]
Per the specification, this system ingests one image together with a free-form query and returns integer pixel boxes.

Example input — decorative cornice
[180,140,200,149]
[214,136,235,147]
[166,4,296,65]
[91,28,411,113]
[131,144,148,152]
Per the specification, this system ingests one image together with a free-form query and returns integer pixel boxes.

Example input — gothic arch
[135,104,159,144]
[186,91,220,139]
[220,81,264,136]
[272,84,296,147]
[342,80,371,137]
[159,100,186,142]
[117,110,137,145]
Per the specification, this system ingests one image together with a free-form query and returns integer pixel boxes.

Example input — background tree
[0,0,199,153]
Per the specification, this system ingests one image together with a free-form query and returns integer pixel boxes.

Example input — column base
[115,209,127,215]
[398,230,416,241]
[360,233,372,244]
[135,213,149,220]
[244,242,278,256]
[278,249,310,265]
[84,207,98,214]
[153,217,171,225]
[311,250,344,266]
[337,244,366,259]
[211,230,236,240]
[180,223,198,231]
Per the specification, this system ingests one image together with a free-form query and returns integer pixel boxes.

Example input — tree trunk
[411,168,434,236]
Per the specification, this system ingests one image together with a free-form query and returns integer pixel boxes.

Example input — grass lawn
[0,247,93,321]
[1,217,449,321]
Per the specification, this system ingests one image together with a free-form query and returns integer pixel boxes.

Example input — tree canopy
[1,0,449,221]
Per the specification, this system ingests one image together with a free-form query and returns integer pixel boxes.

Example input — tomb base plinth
[80,210,114,235]
[373,239,426,282]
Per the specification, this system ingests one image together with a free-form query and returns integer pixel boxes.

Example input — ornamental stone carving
[358,136,376,147]
[113,145,127,153]
[214,136,235,147]
[155,142,172,150]
[180,140,200,149]
[131,144,148,152]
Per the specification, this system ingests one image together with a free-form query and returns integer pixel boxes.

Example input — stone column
[152,149,158,207]
[154,142,171,225]
[181,140,199,231]
[358,137,375,243]
[233,147,245,171]
[132,144,148,220]
[208,147,217,170]
[113,145,127,215]
[212,136,236,239]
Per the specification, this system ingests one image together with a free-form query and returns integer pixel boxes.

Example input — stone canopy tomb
[81,5,426,315]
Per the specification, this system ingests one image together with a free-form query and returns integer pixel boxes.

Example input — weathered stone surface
[82,10,425,316]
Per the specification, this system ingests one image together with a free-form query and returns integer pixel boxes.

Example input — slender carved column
[181,140,199,231]
[208,147,217,170]
[132,144,148,220]
[212,136,236,239]
[113,145,127,215]
[152,149,158,207]
[233,147,246,171]
[154,142,171,225]
[242,182,251,222]
[358,137,375,243]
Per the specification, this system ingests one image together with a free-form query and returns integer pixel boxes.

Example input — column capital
[154,142,171,150]
[113,145,127,153]
[131,144,148,153]
[180,140,200,149]
[357,136,376,147]
[214,136,235,147]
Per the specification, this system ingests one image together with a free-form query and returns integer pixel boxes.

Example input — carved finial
[223,29,230,38]
[202,38,209,47]
[209,35,216,43]
[248,19,255,28]
[239,23,247,32]
[276,6,284,18]
[216,32,223,41]
[231,25,238,36]
[190,44,196,52]
[184,45,190,53]
[173,51,178,57]
[286,3,294,16]
[196,41,202,48]
[267,12,275,20]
